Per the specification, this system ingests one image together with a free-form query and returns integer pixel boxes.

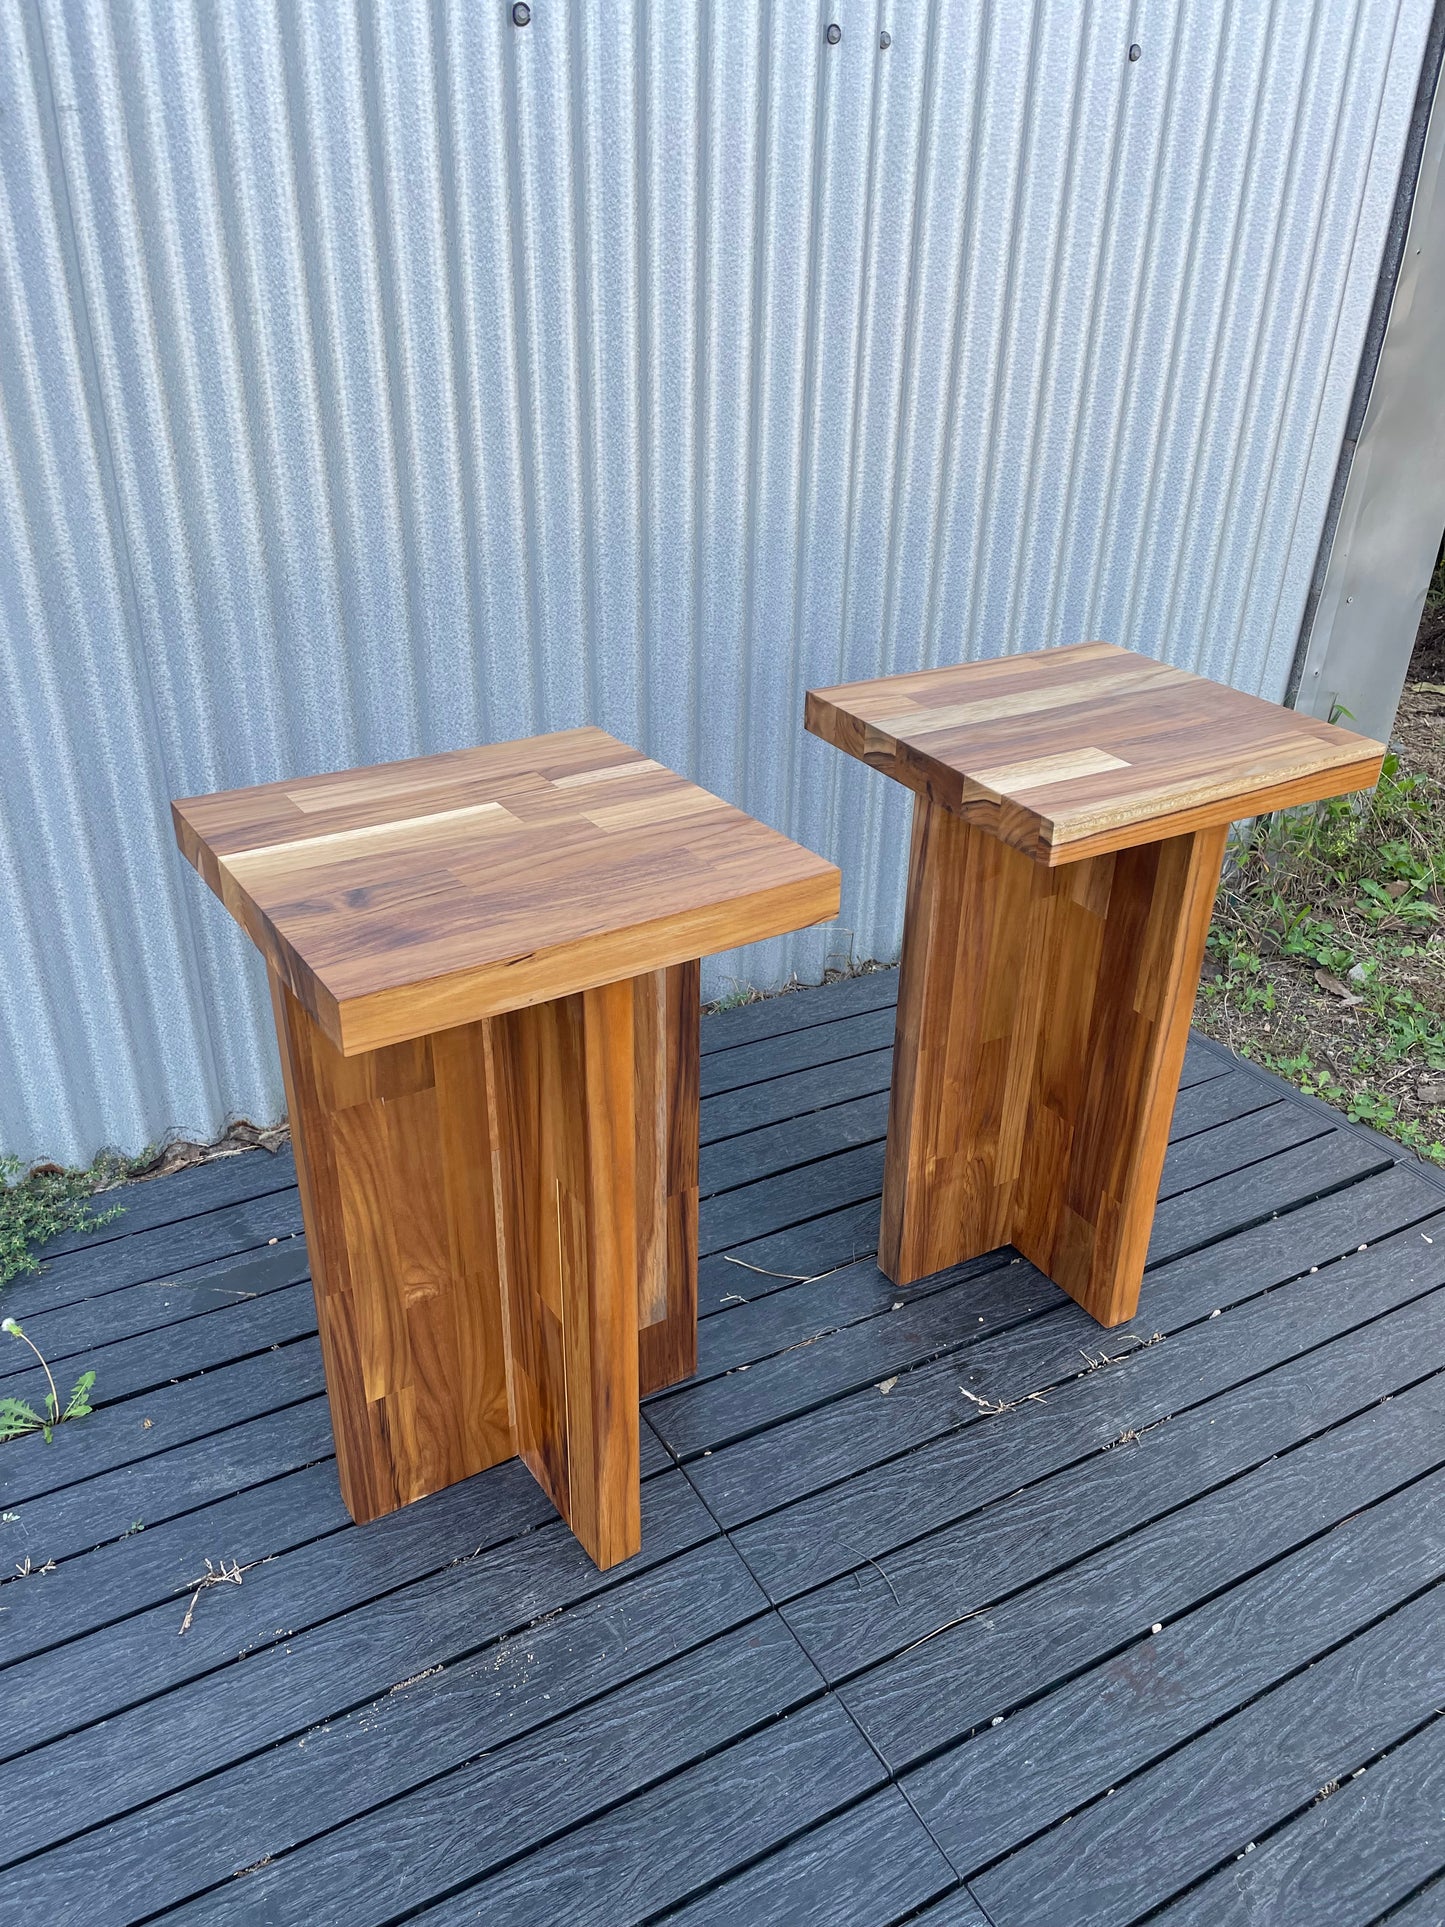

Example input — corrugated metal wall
[1,0,1434,1167]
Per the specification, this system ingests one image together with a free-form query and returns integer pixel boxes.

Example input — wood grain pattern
[269,971,513,1524]
[10,969,1443,1921]
[488,978,642,1567]
[271,962,697,1563]
[174,727,839,1054]
[638,961,701,1397]
[174,734,833,1561]
[880,798,1226,1323]
[809,644,1381,1327]
[806,641,1383,865]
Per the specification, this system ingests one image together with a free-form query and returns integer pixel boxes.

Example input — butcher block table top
[805,640,1385,865]
[173,726,840,1055]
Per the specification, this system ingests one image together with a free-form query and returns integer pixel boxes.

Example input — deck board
[904,1464,1445,1873]
[3,966,1442,1925]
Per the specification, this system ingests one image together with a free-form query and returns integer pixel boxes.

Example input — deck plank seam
[778,1345,1445,1699]
[668,1202,1445,1547]
[138,1593,815,1927]
[6,983,1439,1923]
[895,1447,1445,1867]
[1124,1704,1445,1927]
[0,1478,726,1879]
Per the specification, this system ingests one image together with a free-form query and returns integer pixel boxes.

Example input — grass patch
[1194,745,1445,1163]
[0,1152,139,1291]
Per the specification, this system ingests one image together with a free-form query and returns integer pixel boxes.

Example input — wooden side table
[174,729,838,1567]
[806,642,1383,1328]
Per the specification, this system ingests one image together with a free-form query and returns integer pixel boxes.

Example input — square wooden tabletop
[806,641,1384,864]
[174,728,839,1053]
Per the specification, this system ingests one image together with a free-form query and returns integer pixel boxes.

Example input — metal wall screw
[880,30,891,49]
[1128,43,1142,61]
[512,2,530,24]
[825,22,841,44]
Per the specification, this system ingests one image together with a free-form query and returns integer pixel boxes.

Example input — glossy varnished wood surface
[269,972,512,1523]
[270,960,697,1562]
[806,642,1383,864]
[488,978,643,1567]
[881,801,1227,1325]
[636,960,702,1396]
[174,728,839,1053]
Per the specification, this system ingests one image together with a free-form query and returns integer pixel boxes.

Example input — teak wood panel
[270,962,699,1565]
[635,960,701,1396]
[269,972,513,1524]
[486,979,642,1567]
[174,729,839,1053]
[805,642,1383,863]
[879,798,1228,1326]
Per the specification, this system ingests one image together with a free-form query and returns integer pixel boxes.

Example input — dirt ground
[1393,592,1445,786]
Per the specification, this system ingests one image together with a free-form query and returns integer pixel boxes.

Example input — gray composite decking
[4,967,1445,1926]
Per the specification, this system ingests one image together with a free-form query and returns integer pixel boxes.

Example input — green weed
[0,1316,97,1444]
[1197,746,1445,1162]
[0,1151,137,1291]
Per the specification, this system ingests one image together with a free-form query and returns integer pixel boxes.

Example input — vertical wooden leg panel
[880,800,1228,1327]
[489,981,643,1569]
[637,960,700,1397]
[879,798,1037,1285]
[269,971,513,1525]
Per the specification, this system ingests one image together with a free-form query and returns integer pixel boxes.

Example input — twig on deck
[177,1554,271,1635]
[864,1555,900,1606]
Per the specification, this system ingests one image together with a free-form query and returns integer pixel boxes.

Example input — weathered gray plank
[906,1462,1445,1874]
[699,1142,887,1255]
[700,1046,893,1146]
[972,1578,1445,1926]
[0,1281,318,1412]
[898,1891,995,1927]
[697,1200,883,1315]
[0,1242,311,1384]
[34,1147,297,1259]
[649,1257,1058,1459]
[768,1244,1445,1639]
[657,1788,957,1927]
[681,1249,1017,1389]
[409,1698,884,1927]
[1146,1129,1392,1263]
[170,1612,817,1927]
[1164,1067,1279,1142]
[836,1346,1445,1770]
[701,1007,899,1099]
[700,1090,889,1198]
[0,1472,715,1871]
[4,1397,336,1571]
[0,1461,347,1666]
[1354,1873,1445,1926]
[724,1187,1445,1582]
[0,1338,325,1508]
[20,1537,768,1927]
[700,968,898,1053]
[1155,1101,1327,1200]
[1,1454,559,1756]
[5,1197,306,1320]
[1148,1715,1445,1925]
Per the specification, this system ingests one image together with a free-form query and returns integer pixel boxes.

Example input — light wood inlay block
[806,640,1384,866]
[808,644,1383,1327]
[176,733,837,1566]
[173,726,838,1054]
